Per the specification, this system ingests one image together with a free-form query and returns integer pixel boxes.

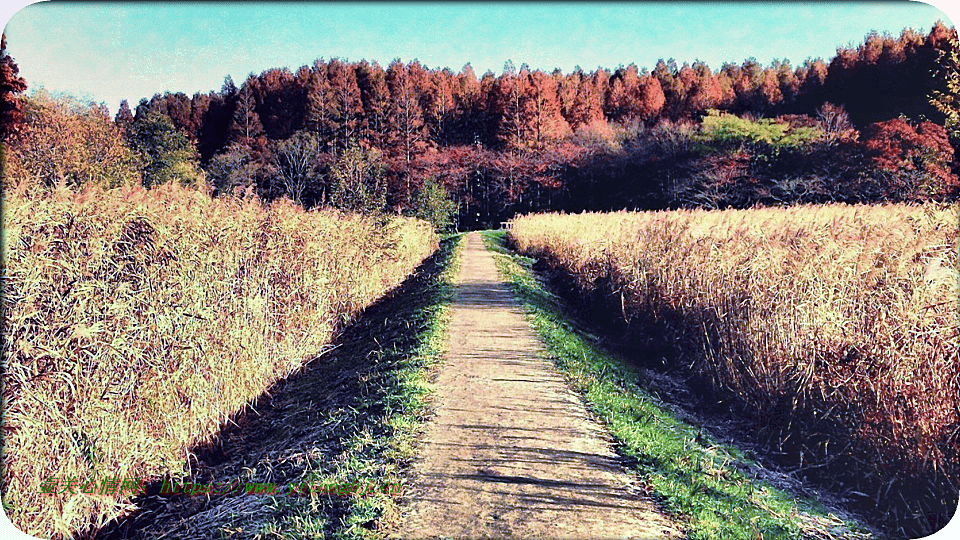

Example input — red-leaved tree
[864,118,958,199]
[0,34,27,141]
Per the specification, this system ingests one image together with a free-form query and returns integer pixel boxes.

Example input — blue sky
[2,1,956,116]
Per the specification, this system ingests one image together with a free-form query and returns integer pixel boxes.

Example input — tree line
[2,23,958,229]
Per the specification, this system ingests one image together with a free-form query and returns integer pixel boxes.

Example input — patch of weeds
[482,230,869,540]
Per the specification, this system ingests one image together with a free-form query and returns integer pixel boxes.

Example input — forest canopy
[4,23,958,228]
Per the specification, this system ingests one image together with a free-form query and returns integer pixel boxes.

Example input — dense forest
[3,23,959,228]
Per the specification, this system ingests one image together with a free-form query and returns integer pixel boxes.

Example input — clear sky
[2,1,956,116]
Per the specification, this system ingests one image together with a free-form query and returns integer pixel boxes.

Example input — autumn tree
[448,63,485,145]
[653,59,688,119]
[304,60,335,150]
[714,69,736,109]
[816,102,854,138]
[605,72,628,121]
[863,118,958,198]
[151,92,195,136]
[422,68,457,146]
[636,74,665,122]
[0,34,27,141]
[557,68,580,123]
[255,67,304,139]
[355,60,390,148]
[231,75,264,141]
[605,64,641,121]
[385,59,430,201]
[728,58,763,113]
[568,68,606,129]
[795,58,828,112]
[756,67,784,111]
[491,61,535,151]
[685,61,723,115]
[528,69,570,146]
[328,58,363,151]
[8,92,138,189]
[774,59,800,106]
[931,32,960,134]
[477,69,499,146]
[189,92,212,143]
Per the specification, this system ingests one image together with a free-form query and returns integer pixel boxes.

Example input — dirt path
[392,233,680,540]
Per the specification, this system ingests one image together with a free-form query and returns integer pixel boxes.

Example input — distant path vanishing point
[392,232,680,540]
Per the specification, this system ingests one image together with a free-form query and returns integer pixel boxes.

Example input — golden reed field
[509,204,959,524]
[1,181,437,538]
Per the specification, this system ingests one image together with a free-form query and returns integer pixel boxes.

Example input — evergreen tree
[411,177,458,231]
[221,75,238,102]
[129,110,203,187]
[114,99,134,138]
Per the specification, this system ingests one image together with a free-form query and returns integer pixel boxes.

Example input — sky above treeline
[2,1,956,116]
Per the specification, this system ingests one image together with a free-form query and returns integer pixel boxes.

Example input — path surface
[393,233,679,540]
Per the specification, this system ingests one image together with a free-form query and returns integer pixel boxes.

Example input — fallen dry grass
[509,204,958,533]
[1,181,437,539]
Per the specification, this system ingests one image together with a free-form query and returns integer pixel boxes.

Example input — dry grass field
[1,181,437,538]
[509,204,958,531]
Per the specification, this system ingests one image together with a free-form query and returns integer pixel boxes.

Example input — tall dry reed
[510,204,958,531]
[1,181,437,538]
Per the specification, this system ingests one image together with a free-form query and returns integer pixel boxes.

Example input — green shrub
[698,110,823,150]
[410,177,458,232]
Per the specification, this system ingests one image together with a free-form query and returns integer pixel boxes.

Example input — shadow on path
[82,239,455,540]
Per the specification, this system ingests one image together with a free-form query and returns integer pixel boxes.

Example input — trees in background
[7,92,138,189]
[273,130,323,203]
[5,23,959,222]
[205,142,259,195]
[410,177,458,232]
[0,34,27,142]
[863,118,957,198]
[329,140,387,213]
[128,110,203,187]
[931,33,960,136]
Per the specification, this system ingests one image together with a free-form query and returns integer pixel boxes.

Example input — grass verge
[318,233,462,539]
[482,229,869,540]
[92,234,463,540]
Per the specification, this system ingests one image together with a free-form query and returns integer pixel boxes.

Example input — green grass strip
[333,235,462,540]
[482,230,870,540]
[253,235,463,540]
